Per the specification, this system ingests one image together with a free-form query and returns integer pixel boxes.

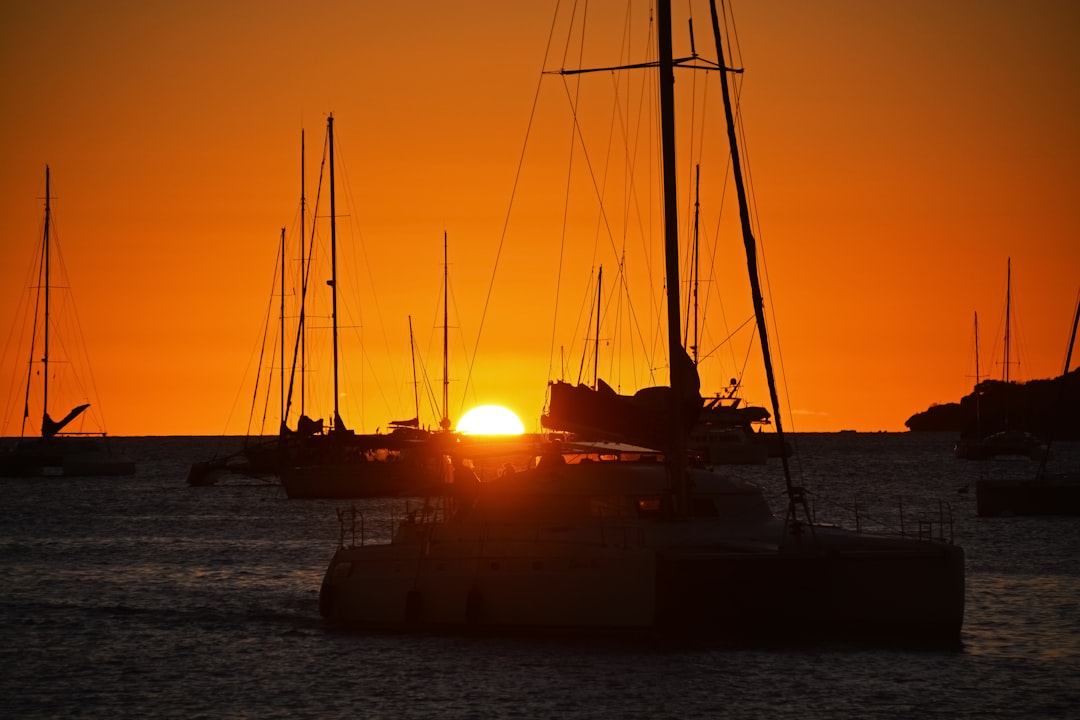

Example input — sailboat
[1,167,135,477]
[317,1,964,644]
[975,294,1080,516]
[188,130,325,485]
[278,115,443,499]
[954,258,1046,460]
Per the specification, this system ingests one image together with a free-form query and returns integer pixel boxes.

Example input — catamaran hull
[0,443,135,477]
[319,541,657,631]
[319,539,964,644]
[655,544,965,644]
[976,476,1080,517]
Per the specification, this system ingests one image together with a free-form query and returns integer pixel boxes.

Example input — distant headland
[905,368,1079,440]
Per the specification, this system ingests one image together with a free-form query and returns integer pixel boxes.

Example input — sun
[456,405,525,435]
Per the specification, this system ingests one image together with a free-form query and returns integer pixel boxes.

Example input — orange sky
[2,0,1078,437]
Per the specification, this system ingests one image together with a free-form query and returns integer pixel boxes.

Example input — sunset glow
[456,406,525,436]
[1,2,1077,437]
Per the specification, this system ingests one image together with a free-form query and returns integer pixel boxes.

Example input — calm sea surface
[1,433,1078,719]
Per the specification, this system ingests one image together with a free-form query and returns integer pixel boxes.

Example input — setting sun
[456,405,525,435]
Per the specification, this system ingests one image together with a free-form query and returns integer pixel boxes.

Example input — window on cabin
[637,497,664,518]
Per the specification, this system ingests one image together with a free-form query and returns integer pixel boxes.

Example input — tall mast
[300,128,307,415]
[279,226,286,431]
[657,0,690,514]
[692,164,701,365]
[709,0,800,510]
[1064,292,1080,377]
[1004,257,1012,383]
[408,316,421,425]
[974,311,981,386]
[974,311,982,430]
[281,131,308,434]
[328,114,341,430]
[440,231,450,430]
[593,266,603,389]
[42,166,52,431]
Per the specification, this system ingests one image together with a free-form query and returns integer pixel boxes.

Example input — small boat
[975,294,1080,516]
[955,261,1046,460]
[955,428,1046,461]
[280,422,444,498]
[280,127,449,500]
[976,471,1080,517]
[0,167,134,478]
[316,0,965,646]
[689,392,771,465]
[190,117,440,494]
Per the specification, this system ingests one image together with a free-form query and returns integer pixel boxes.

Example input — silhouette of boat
[976,294,1080,516]
[188,118,444,495]
[1,167,134,478]
[688,390,771,464]
[955,260,1047,460]
[317,1,964,644]
[279,130,450,499]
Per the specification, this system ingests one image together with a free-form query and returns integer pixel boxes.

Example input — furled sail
[542,349,701,450]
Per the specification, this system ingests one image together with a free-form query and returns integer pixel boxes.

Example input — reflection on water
[966,574,1080,661]
[0,434,1078,719]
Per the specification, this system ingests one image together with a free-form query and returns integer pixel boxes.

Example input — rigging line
[0,239,37,435]
[556,78,624,325]
[448,265,480,420]
[280,152,318,430]
[562,4,629,391]
[697,312,755,363]
[710,0,798,498]
[553,10,588,392]
[300,128,329,417]
[334,132,409,421]
[707,139,741,374]
[280,206,307,430]
[245,247,281,438]
[414,328,446,430]
[20,229,47,436]
[55,237,109,433]
[559,4,665,393]
[557,74,660,386]
[466,0,564,408]
[720,0,798,458]
[26,185,104,435]
[574,48,652,387]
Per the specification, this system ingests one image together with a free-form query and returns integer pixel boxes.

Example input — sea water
[1,434,1077,719]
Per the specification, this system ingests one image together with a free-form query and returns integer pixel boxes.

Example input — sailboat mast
[709,0,797,498]
[974,311,982,430]
[42,166,51,429]
[974,311,981,385]
[1064,292,1080,376]
[441,231,450,430]
[692,164,701,365]
[594,265,603,389]
[279,226,286,430]
[328,114,341,428]
[408,316,421,425]
[657,0,690,513]
[300,129,307,416]
[1004,257,1012,383]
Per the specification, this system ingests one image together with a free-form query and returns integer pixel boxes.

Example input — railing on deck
[800,490,957,545]
[336,498,448,549]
